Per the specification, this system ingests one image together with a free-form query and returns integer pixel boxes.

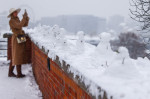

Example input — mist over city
[1,0,150,99]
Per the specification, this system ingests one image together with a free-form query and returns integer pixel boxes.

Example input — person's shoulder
[9,19,12,24]
[9,18,15,24]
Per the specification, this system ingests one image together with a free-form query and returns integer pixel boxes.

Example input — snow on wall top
[26,25,150,99]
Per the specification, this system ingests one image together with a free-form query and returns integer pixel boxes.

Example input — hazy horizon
[0,0,130,20]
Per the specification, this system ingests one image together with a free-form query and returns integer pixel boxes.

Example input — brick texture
[31,43,92,99]
[7,37,12,60]
[7,35,109,99]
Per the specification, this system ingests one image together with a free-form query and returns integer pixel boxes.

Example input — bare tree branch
[130,0,150,31]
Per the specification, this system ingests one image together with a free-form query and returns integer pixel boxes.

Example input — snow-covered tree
[110,32,147,59]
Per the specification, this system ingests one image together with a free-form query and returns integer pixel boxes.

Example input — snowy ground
[0,57,42,99]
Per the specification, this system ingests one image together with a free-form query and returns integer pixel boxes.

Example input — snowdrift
[24,25,150,99]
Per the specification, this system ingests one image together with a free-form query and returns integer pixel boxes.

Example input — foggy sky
[0,0,130,20]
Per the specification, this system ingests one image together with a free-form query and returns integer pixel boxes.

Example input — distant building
[35,15,107,34]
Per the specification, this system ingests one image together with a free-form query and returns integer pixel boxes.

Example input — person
[7,8,29,78]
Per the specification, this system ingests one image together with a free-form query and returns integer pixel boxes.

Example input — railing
[0,38,7,57]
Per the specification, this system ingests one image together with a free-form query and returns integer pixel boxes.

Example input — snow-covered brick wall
[5,24,150,99]
[31,43,96,99]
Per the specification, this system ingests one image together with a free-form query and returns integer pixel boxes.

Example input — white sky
[0,0,130,20]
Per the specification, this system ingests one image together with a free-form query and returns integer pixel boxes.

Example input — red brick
[7,37,92,99]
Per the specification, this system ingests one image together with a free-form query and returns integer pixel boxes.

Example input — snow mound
[25,25,150,99]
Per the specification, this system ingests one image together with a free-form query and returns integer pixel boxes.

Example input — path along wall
[4,34,110,99]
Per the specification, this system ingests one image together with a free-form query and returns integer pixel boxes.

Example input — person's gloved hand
[23,10,28,18]
[23,13,27,18]
[26,16,30,21]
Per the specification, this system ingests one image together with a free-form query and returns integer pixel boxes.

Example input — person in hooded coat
[8,8,29,78]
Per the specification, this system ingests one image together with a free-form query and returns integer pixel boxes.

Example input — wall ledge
[4,33,112,99]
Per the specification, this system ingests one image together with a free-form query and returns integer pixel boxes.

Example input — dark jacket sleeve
[23,17,29,27]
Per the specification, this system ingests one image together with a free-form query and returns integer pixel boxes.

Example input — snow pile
[95,32,114,67]
[76,31,85,52]
[25,25,150,99]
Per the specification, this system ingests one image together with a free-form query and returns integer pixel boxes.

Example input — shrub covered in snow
[110,32,147,59]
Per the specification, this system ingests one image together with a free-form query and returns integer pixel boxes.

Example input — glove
[26,16,30,21]
[23,13,27,18]
[23,10,28,18]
